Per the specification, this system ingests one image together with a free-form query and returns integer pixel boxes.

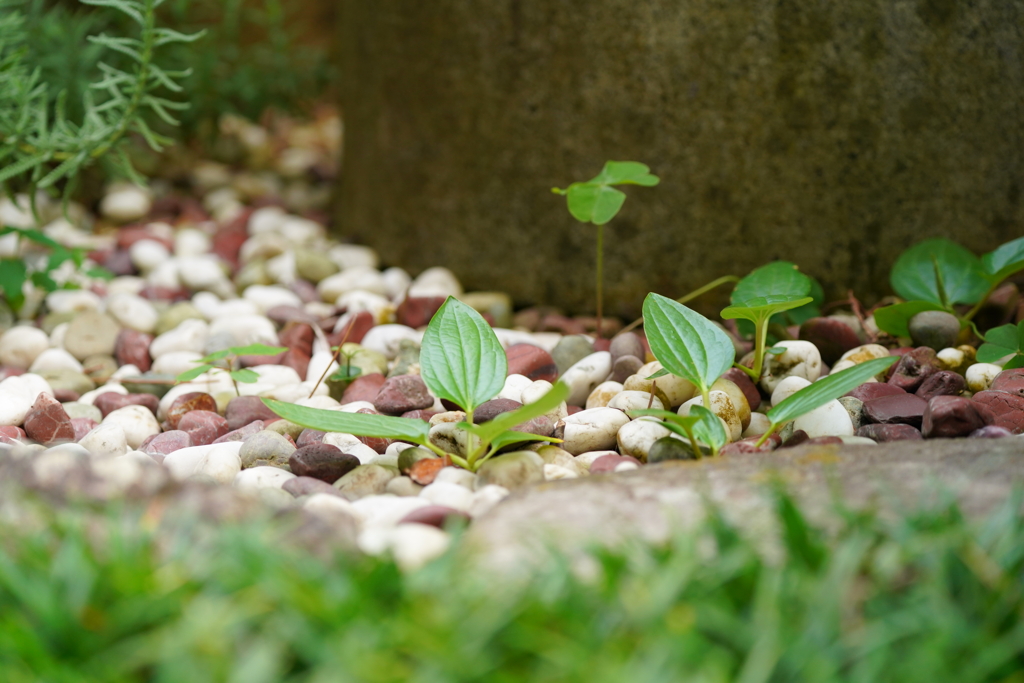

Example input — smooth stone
[399,505,469,529]
[233,465,296,492]
[284,476,345,498]
[969,425,1013,439]
[966,363,1002,393]
[627,361,696,407]
[28,348,83,374]
[35,368,94,397]
[971,390,1024,434]
[561,351,613,406]
[504,343,559,383]
[922,395,995,438]
[992,368,1024,396]
[887,347,939,393]
[0,326,49,369]
[793,399,855,438]
[554,407,630,455]
[915,370,966,401]
[719,436,779,456]
[837,396,865,430]
[419,481,474,512]
[340,373,388,405]
[93,392,159,419]
[296,428,326,447]
[289,443,360,483]
[585,381,624,409]
[474,398,523,422]
[79,423,129,458]
[476,450,544,489]
[62,402,102,422]
[590,453,642,474]
[82,355,118,385]
[386,475,425,497]
[360,324,420,360]
[178,410,230,446]
[211,420,266,444]
[862,393,927,428]
[721,367,762,413]
[831,344,892,375]
[106,293,158,334]
[166,391,219,429]
[846,382,905,402]
[149,319,209,358]
[154,302,204,336]
[101,184,150,222]
[760,340,822,394]
[856,423,924,442]
[909,310,961,351]
[609,332,645,364]
[101,404,160,449]
[551,335,594,375]
[679,391,743,442]
[607,390,664,413]
[408,266,462,298]
[70,417,97,441]
[64,311,120,361]
[334,464,399,500]
[22,393,75,445]
[798,317,861,365]
[141,430,192,456]
[396,295,447,328]
[616,419,679,460]
[114,328,154,373]
[710,377,752,429]
[373,374,434,415]
[239,430,296,468]
[610,354,644,384]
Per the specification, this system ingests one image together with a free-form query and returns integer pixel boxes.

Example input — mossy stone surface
[337,0,1024,316]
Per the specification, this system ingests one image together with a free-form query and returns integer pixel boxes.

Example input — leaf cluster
[0,225,112,311]
[265,297,567,471]
[0,0,202,208]
[977,322,1024,369]
[875,236,1024,337]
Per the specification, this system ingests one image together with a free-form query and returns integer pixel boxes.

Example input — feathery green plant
[0,0,201,210]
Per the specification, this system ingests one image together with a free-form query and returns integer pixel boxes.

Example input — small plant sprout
[641,292,734,407]
[755,356,897,447]
[0,226,112,312]
[721,262,814,383]
[628,404,727,457]
[553,161,659,338]
[874,236,1024,337]
[977,322,1024,369]
[176,343,287,396]
[264,297,567,472]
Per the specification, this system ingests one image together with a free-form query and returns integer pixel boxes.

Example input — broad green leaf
[593,161,660,186]
[767,356,898,427]
[721,294,814,324]
[228,344,288,357]
[982,236,1024,282]
[486,431,563,451]
[977,322,1024,364]
[30,270,58,293]
[461,382,570,446]
[199,349,230,363]
[420,296,506,414]
[262,398,433,444]
[731,262,812,306]
[690,404,728,453]
[0,258,27,309]
[782,277,825,326]
[643,293,734,394]
[176,364,212,382]
[890,238,988,306]
[872,301,945,338]
[230,369,259,383]
[567,184,626,225]
[554,160,659,225]
[646,368,671,380]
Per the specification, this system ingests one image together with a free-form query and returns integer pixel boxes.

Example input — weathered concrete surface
[337,1,1024,317]
[466,439,1024,565]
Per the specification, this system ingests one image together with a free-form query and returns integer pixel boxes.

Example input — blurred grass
[1,490,1023,682]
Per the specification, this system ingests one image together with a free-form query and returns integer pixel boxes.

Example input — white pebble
[79,423,129,458]
[419,481,474,512]
[561,351,613,406]
[793,399,855,438]
[967,363,1002,393]
[0,326,50,369]
[760,340,822,394]
[149,319,209,358]
[28,348,83,374]
[101,405,160,449]
[556,407,630,455]
[105,293,158,333]
[233,465,296,492]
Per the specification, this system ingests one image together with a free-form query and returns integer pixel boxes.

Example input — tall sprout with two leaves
[553,161,659,338]
[264,297,568,472]
[874,237,1024,338]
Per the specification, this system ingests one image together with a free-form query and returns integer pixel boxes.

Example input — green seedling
[875,236,1024,337]
[264,297,567,471]
[641,292,735,407]
[976,321,1024,369]
[628,404,728,457]
[755,356,897,447]
[0,225,112,312]
[176,343,287,396]
[553,161,659,338]
[721,262,814,383]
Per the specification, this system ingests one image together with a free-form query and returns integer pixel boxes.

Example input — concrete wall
[337,0,1024,316]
